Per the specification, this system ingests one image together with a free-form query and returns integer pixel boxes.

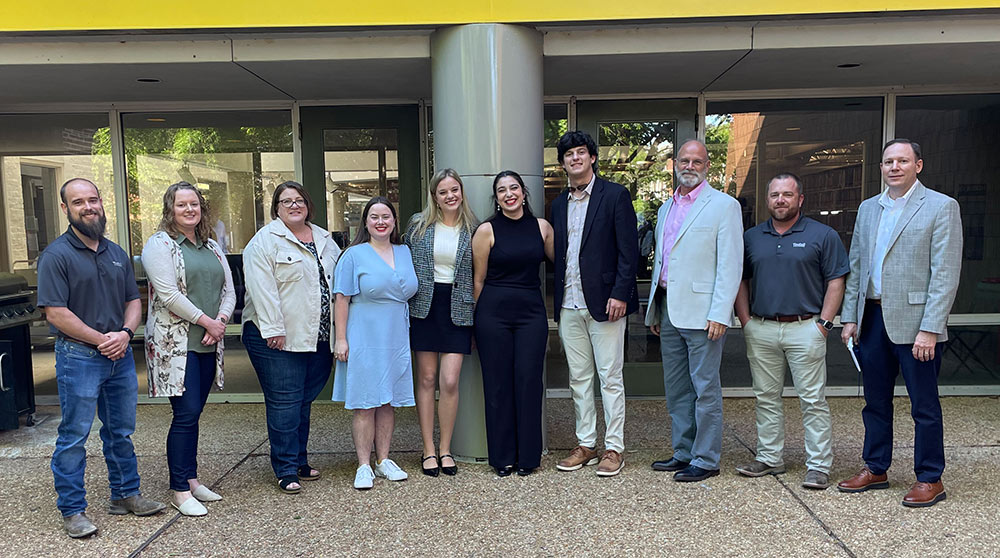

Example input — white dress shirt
[563,174,596,310]
[869,181,918,298]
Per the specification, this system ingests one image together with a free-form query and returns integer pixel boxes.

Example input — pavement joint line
[126,437,270,558]
[730,429,858,558]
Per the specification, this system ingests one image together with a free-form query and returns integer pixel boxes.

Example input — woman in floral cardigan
[142,181,235,517]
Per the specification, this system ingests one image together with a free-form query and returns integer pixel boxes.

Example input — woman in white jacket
[142,181,235,517]
[242,181,341,494]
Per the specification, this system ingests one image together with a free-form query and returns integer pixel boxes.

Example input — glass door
[575,99,697,396]
[300,106,421,247]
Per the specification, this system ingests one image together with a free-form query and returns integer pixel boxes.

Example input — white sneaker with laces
[374,458,408,481]
[354,464,375,490]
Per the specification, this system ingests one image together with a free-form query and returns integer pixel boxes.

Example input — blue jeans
[52,339,141,517]
[657,296,725,470]
[167,351,216,491]
[243,321,332,479]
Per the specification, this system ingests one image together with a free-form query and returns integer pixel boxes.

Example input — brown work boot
[902,481,946,508]
[837,466,889,493]
[556,445,599,472]
[596,449,625,477]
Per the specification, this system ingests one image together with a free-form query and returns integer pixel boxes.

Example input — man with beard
[645,140,742,482]
[733,173,848,490]
[37,178,165,538]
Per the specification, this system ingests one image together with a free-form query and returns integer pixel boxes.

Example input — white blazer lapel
[672,187,712,248]
[885,182,926,253]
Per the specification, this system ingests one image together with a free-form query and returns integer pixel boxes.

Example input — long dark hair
[489,170,533,221]
[348,196,401,248]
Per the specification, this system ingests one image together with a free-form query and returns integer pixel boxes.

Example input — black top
[485,213,544,290]
[743,216,849,317]
[36,226,140,336]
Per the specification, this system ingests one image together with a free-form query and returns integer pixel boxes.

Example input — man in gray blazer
[645,140,743,482]
[838,139,962,508]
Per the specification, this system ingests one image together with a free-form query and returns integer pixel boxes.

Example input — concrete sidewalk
[0,396,997,557]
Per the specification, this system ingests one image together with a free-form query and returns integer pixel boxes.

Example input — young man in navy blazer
[550,131,639,477]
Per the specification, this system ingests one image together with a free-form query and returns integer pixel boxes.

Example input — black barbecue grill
[0,272,40,429]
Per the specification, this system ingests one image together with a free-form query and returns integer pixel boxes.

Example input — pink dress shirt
[658,180,707,288]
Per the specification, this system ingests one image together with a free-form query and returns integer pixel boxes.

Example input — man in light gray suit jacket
[838,139,962,508]
[644,140,743,482]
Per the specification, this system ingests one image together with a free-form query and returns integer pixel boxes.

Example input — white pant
[743,317,833,473]
[559,307,626,452]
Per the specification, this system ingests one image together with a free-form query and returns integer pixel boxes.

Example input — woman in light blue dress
[333,196,418,490]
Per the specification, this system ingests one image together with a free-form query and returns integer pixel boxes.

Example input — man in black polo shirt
[36,178,165,538]
[733,173,849,490]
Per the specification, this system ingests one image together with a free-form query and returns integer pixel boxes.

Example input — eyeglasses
[278,198,307,208]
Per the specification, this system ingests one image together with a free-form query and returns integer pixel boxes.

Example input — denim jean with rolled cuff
[167,351,216,491]
[243,321,332,480]
[51,339,142,517]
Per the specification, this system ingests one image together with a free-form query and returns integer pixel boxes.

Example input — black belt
[756,314,813,323]
[866,298,882,305]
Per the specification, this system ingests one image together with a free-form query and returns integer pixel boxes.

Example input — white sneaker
[354,464,375,490]
[374,458,408,481]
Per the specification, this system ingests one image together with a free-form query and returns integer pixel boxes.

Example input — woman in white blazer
[242,181,341,495]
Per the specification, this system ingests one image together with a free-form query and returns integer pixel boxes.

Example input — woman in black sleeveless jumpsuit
[472,170,554,476]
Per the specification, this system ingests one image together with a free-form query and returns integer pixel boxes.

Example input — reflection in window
[897,94,1000,316]
[598,120,676,281]
[0,113,116,285]
[324,128,399,247]
[122,111,293,256]
[706,98,883,250]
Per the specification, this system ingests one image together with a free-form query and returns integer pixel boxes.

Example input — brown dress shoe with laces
[837,466,889,493]
[596,450,625,477]
[902,481,946,508]
[556,445,599,471]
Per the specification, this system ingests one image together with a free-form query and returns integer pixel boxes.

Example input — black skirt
[410,282,473,355]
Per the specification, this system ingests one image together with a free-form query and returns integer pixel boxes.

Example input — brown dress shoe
[556,445,599,472]
[902,481,946,508]
[837,466,889,493]
[596,450,625,477]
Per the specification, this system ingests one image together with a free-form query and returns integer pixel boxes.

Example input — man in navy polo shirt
[36,178,165,538]
[733,173,849,490]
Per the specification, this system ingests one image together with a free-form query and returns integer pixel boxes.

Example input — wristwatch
[816,319,834,331]
[121,327,135,341]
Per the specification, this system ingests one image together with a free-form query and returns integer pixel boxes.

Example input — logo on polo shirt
[111,260,123,267]
[793,242,806,248]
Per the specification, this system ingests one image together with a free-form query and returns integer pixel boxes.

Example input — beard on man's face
[677,169,707,189]
[69,208,107,240]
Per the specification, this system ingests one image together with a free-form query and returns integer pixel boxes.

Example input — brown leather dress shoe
[902,481,946,508]
[837,466,889,493]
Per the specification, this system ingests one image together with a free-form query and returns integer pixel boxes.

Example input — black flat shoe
[439,454,458,476]
[495,465,514,477]
[516,467,535,477]
[652,457,690,472]
[421,455,440,477]
[673,465,720,482]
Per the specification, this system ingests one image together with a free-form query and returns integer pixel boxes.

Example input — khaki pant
[743,317,833,473]
[559,308,626,453]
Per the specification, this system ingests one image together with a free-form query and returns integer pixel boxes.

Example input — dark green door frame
[300,105,422,227]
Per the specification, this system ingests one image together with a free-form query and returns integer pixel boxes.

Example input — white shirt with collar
[563,173,596,310]
[869,180,919,298]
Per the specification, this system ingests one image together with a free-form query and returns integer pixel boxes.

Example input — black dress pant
[474,285,547,469]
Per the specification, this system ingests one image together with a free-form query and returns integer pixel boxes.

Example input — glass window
[0,113,117,284]
[122,111,293,256]
[0,113,119,402]
[706,98,884,249]
[896,94,1000,317]
[323,128,398,247]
